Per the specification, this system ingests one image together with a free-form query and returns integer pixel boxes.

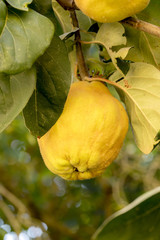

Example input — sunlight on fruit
[38,80,129,180]
[75,0,150,22]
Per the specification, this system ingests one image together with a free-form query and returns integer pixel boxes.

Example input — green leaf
[0,67,36,133]
[116,58,130,75]
[86,58,115,78]
[125,0,160,67]
[0,8,54,74]
[0,0,7,34]
[31,0,63,36]
[31,0,52,15]
[77,11,93,31]
[52,0,72,33]
[23,35,71,137]
[92,187,160,240]
[0,74,13,115]
[110,62,160,154]
[124,27,159,68]
[52,0,92,33]
[96,23,126,48]
[6,0,32,11]
[52,0,93,83]
[155,131,160,141]
[31,0,54,16]
[95,23,130,75]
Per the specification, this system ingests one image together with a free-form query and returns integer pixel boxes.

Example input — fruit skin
[38,81,128,180]
[74,0,150,23]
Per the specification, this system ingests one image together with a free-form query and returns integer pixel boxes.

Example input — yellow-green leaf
[111,62,160,154]
[95,23,130,75]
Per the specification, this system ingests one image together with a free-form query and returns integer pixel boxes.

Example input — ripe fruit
[74,0,150,23]
[38,81,128,180]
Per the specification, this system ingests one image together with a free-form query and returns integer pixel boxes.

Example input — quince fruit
[74,0,150,23]
[38,81,128,180]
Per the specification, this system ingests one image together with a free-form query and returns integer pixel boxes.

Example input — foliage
[0,116,160,239]
[0,0,160,152]
[0,0,160,239]
[92,187,160,240]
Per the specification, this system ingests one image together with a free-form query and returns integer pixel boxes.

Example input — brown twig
[70,10,89,80]
[0,200,21,233]
[0,184,49,235]
[56,0,78,10]
[0,184,28,213]
[121,17,160,38]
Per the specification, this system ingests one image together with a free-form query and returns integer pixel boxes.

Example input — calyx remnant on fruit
[38,81,128,180]
[74,0,150,23]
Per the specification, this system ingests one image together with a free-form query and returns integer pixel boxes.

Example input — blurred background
[0,114,159,240]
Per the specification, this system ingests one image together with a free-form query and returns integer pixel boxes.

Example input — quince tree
[0,0,160,181]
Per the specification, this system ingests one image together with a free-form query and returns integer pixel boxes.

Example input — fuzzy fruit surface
[38,81,128,180]
[74,0,150,23]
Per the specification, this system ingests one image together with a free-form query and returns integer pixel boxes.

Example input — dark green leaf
[116,58,130,75]
[23,35,71,137]
[31,0,63,36]
[0,74,13,115]
[88,23,99,33]
[0,67,36,133]
[6,0,32,11]
[155,131,160,141]
[31,0,52,15]
[0,8,54,74]
[92,187,160,240]
[0,0,7,34]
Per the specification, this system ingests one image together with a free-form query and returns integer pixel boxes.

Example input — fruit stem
[121,17,160,38]
[56,0,78,10]
[70,10,89,80]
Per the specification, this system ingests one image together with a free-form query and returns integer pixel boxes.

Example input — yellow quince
[74,0,150,23]
[38,81,128,180]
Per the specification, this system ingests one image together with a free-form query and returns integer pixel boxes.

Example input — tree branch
[121,17,160,38]
[0,184,49,235]
[70,10,89,80]
[0,184,28,213]
[0,200,21,233]
[56,0,78,10]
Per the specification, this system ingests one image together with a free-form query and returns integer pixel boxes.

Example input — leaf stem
[84,76,126,90]
[121,17,160,38]
[70,10,89,80]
